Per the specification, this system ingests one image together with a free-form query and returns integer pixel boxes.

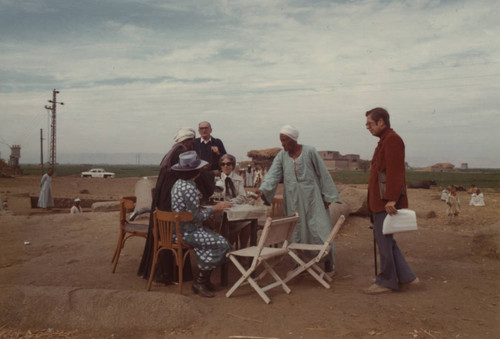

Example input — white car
[81,168,115,178]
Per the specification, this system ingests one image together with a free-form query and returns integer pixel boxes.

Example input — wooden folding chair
[147,209,193,294]
[258,196,286,248]
[258,196,285,229]
[111,196,148,273]
[225,213,299,304]
[283,215,346,289]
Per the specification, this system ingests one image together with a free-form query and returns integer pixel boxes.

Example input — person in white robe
[245,165,254,187]
[469,190,485,206]
[38,168,54,209]
[255,125,341,274]
[440,187,450,201]
[70,198,83,214]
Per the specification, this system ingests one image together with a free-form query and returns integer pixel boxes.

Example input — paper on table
[382,209,418,234]
[226,204,268,222]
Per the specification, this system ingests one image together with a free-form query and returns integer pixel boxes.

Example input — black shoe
[324,260,333,273]
[192,270,214,298]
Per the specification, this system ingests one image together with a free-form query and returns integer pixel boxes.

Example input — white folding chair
[284,215,345,289]
[225,213,300,304]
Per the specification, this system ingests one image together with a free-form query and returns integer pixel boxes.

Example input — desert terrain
[0,175,499,338]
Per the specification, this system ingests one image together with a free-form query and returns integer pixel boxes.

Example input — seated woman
[469,189,485,206]
[219,154,251,249]
[171,150,232,298]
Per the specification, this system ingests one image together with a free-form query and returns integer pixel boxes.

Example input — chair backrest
[270,196,285,218]
[258,213,299,249]
[153,209,193,248]
[119,197,136,226]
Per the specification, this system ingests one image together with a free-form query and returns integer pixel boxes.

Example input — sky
[1,0,499,168]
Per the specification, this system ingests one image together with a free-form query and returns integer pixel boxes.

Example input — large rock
[471,221,500,259]
[0,285,205,332]
[329,201,351,224]
[339,187,369,216]
[91,201,120,212]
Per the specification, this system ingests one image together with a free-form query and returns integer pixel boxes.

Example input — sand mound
[471,221,500,259]
[0,285,206,333]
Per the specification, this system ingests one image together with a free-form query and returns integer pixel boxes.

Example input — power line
[44,89,64,172]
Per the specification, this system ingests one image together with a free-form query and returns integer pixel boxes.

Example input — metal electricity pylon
[44,89,64,172]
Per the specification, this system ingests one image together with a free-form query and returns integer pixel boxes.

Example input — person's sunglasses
[221,162,233,166]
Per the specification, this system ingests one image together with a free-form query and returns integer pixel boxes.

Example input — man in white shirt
[70,198,83,214]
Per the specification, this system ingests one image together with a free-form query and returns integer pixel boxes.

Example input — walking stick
[369,224,378,276]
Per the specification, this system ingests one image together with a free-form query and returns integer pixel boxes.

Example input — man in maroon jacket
[364,107,419,294]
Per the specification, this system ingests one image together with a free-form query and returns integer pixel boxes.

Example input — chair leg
[147,250,159,291]
[111,230,125,263]
[112,232,126,273]
[177,249,183,295]
[225,255,250,298]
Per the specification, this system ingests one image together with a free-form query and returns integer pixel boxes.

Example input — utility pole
[40,128,44,175]
[44,89,64,173]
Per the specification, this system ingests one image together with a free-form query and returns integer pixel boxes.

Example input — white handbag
[382,209,418,234]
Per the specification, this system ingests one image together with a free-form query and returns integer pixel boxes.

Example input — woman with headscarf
[255,125,341,275]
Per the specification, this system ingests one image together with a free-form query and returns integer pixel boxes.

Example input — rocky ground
[0,175,499,338]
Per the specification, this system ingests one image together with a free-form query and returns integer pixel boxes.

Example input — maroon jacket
[367,127,408,213]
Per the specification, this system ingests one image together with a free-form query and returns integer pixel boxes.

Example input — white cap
[279,124,299,141]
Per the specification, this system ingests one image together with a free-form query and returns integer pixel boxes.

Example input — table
[218,204,267,286]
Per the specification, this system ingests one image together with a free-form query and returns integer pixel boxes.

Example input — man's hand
[385,201,397,215]
[211,146,220,155]
[253,189,263,199]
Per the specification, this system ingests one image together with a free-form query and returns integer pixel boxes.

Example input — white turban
[174,127,195,143]
[279,125,299,141]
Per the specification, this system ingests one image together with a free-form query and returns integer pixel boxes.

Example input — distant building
[246,148,362,171]
[318,151,360,170]
[461,163,468,170]
[419,163,455,172]
[8,145,21,169]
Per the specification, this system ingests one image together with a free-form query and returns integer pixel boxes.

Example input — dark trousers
[373,211,416,289]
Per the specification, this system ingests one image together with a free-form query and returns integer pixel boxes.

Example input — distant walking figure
[38,168,54,209]
[446,186,460,224]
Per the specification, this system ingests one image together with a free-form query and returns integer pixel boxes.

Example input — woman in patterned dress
[171,150,232,297]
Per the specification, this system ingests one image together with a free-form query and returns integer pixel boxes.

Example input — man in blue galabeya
[255,125,341,275]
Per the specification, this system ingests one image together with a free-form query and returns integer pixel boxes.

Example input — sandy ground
[0,175,499,338]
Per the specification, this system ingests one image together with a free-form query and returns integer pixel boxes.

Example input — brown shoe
[400,277,420,287]
[363,283,392,295]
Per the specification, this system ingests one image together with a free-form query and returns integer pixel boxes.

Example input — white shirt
[70,205,83,214]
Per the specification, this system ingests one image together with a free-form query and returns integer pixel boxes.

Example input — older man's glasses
[221,162,233,167]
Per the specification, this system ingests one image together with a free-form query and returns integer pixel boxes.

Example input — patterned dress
[171,179,232,270]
